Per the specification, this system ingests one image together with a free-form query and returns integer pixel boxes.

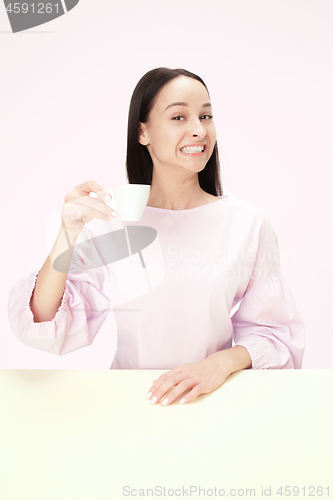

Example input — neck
[146,165,213,210]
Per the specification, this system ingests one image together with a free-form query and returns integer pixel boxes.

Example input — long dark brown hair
[125,67,223,196]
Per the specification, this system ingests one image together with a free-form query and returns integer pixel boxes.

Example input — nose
[188,118,207,139]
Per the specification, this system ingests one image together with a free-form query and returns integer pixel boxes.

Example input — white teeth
[180,146,204,153]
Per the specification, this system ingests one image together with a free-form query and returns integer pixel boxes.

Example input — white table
[0,369,332,500]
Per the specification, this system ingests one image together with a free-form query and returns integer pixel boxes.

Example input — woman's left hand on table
[145,351,231,406]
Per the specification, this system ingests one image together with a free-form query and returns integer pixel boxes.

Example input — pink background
[1,0,332,369]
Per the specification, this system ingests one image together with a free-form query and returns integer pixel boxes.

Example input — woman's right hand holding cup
[61,180,118,236]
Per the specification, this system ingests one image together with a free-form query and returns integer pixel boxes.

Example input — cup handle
[106,189,118,212]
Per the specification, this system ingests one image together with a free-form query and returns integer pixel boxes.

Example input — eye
[171,114,213,121]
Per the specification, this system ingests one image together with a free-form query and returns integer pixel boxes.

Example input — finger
[159,379,197,406]
[147,371,181,394]
[151,366,183,388]
[70,180,111,204]
[72,203,116,223]
[74,195,114,217]
[177,384,204,405]
[62,203,115,230]
[148,373,190,405]
[145,368,184,402]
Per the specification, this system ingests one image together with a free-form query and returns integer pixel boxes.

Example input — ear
[138,122,150,146]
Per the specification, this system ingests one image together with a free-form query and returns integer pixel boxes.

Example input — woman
[8,67,306,406]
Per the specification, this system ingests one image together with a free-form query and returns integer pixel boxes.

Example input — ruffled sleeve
[7,265,111,356]
[231,213,306,369]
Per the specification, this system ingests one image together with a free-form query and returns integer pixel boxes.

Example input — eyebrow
[164,102,212,111]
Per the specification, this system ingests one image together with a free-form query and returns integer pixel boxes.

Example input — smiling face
[138,76,217,175]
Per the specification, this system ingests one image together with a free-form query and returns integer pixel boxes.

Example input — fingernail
[108,212,119,220]
[179,398,186,404]
[145,392,152,400]
[150,396,157,405]
[161,398,169,406]
[104,195,112,203]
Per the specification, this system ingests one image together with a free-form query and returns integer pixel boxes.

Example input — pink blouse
[7,194,306,369]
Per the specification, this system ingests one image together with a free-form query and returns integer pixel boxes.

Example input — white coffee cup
[106,184,151,221]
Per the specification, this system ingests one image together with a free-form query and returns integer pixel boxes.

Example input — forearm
[30,227,79,323]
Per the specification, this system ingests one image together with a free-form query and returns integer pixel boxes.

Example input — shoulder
[224,191,268,222]
[222,193,280,247]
